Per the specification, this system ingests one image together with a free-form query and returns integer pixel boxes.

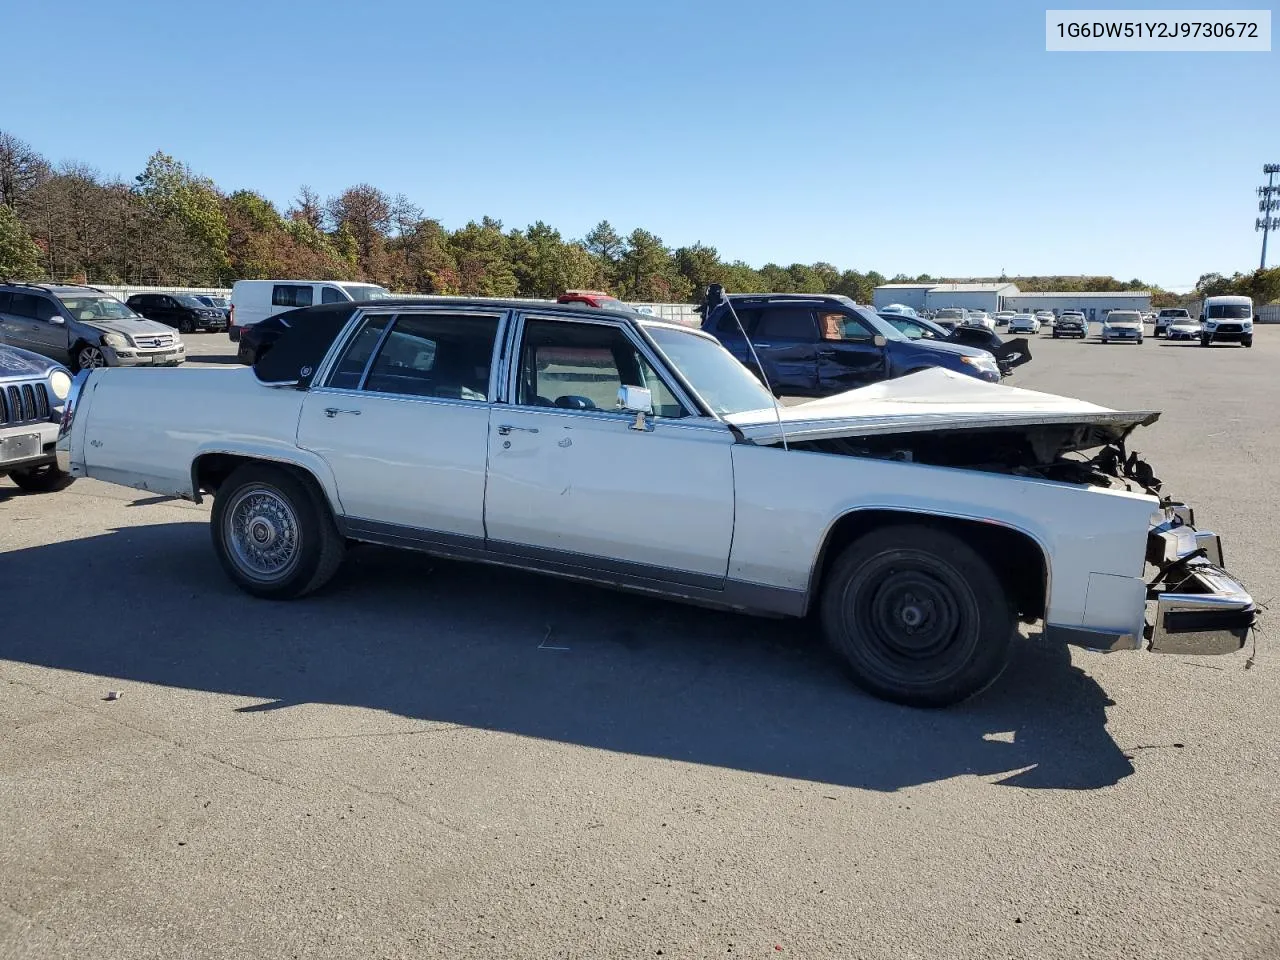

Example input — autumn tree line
[0,131,1275,306]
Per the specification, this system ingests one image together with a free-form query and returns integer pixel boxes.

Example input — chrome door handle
[497,424,539,435]
[324,407,361,418]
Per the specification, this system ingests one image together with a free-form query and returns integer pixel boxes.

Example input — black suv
[126,293,227,333]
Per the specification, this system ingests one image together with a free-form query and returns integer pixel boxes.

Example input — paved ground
[2,328,1278,959]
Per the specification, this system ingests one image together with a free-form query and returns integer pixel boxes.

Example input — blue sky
[3,0,1276,290]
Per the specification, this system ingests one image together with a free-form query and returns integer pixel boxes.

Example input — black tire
[1200,336,1211,347]
[72,343,108,371]
[819,524,1015,707]
[178,317,195,334]
[7,463,75,493]
[1052,332,1059,339]
[1243,337,1253,348]
[210,463,345,599]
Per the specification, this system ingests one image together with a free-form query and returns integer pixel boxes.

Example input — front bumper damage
[1145,503,1256,655]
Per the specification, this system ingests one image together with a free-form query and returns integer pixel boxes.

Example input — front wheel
[819,525,1015,707]
[1243,337,1253,348]
[210,463,345,599]
[74,344,108,371]
[1200,336,1211,347]
[178,317,195,334]
[7,463,75,493]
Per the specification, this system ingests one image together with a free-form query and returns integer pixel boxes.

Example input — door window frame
[503,311,702,422]
[312,306,510,406]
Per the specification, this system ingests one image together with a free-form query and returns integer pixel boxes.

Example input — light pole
[1259,163,1280,270]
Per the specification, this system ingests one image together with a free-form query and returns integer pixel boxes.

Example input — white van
[1199,295,1255,348]
[228,280,390,341]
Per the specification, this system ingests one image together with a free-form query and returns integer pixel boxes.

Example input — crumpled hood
[82,317,175,339]
[725,367,1159,444]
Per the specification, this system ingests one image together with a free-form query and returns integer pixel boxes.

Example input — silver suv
[0,283,186,372]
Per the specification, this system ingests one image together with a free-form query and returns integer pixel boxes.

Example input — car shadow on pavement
[0,522,1134,793]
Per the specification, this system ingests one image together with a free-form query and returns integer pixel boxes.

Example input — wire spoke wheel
[223,484,302,583]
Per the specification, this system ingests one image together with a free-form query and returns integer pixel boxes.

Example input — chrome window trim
[315,306,509,403]
[505,311,704,419]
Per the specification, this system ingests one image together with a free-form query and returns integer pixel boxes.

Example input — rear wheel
[819,525,1016,707]
[210,463,345,599]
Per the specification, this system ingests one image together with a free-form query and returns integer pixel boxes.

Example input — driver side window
[516,319,686,418]
[819,312,875,343]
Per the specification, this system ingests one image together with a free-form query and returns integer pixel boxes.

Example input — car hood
[891,337,989,360]
[82,317,176,338]
[0,343,62,379]
[725,367,1159,445]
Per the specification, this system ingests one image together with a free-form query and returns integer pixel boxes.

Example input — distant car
[228,279,391,342]
[1166,318,1202,341]
[993,311,1016,327]
[1052,312,1087,339]
[1007,314,1041,334]
[126,293,227,333]
[1034,311,1055,327]
[0,342,74,493]
[933,308,968,325]
[878,303,919,318]
[963,311,995,331]
[556,290,629,310]
[1100,310,1144,344]
[195,295,231,326]
[1199,295,1254,348]
[1154,308,1191,337]
[0,282,186,371]
[878,313,1031,376]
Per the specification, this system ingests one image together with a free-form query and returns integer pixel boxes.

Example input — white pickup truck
[56,299,1256,706]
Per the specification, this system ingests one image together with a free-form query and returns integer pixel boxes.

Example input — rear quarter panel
[728,443,1156,633]
[75,368,330,502]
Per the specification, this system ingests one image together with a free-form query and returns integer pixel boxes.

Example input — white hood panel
[725,368,1160,444]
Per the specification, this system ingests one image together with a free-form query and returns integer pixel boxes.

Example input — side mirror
[617,385,654,432]
[873,335,887,348]
[49,316,65,325]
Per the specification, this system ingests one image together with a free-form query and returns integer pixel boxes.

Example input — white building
[1001,291,1152,323]
[922,282,1020,315]
[871,283,937,313]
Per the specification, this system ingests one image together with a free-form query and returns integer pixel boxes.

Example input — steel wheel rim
[223,484,302,583]
[840,552,979,688]
[78,347,105,369]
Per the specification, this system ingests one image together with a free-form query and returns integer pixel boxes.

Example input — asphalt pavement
[2,327,1277,959]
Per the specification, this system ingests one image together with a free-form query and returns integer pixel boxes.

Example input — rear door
[815,310,888,392]
[750,306,819,395]
[296,307,504,541]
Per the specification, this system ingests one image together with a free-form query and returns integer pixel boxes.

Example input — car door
[749,306,820,395]
[0,293,23,349]
[295,307,504,543]
[483,314,736,584]
[5,294,67,360]
[815,310,888,393]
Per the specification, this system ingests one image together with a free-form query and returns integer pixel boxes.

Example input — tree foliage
[2,129,1256,305]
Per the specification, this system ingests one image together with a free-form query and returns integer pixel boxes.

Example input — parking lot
[2,329,1278,959]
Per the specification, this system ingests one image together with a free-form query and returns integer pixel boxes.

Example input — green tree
[673,242,726,300]
[134,151,229,281]
[448,217,518,297]
[617,229,690,302]
[0,203,42,278]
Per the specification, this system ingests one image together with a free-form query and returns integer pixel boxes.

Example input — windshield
[57,295,141,320]
[883,316,937,340]
[1107,312,1140,323]
[197,296,228,308]
[339,284,392,301]
[1207,304,1251,319]
[644,325,777,417]
[1159,309,1188,318]
[175,295,206,308]
[935,308,964,319]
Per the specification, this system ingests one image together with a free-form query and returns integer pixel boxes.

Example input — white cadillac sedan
[57,299,1254,707]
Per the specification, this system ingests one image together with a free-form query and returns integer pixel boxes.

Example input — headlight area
[100,332,135,357]
[960,355,999,373]
[48,369,72,401]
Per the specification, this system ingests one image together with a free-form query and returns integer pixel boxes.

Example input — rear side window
[272,284,314,308]
[321,287,349,305]
[0,293,11,312]
[756,308,817,341]
[362,313,499,401]
[8,294,58,320]
[714,306,759,335]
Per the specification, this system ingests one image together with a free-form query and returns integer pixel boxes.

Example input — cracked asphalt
[2,327,1277,959]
